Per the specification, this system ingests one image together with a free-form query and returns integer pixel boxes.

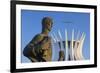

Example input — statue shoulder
[31,34,44,44]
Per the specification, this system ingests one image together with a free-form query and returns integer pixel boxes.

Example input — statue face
[42,17,53,32]
[45,21,52,32]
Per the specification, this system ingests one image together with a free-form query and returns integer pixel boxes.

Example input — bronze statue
[23,17,65,62]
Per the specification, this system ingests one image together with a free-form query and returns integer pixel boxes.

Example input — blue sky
[21,9,90,63]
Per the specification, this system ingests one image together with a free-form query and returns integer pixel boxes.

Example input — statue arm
[23,34,43,62]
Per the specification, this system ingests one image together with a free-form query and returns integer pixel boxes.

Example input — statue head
[42,17,53,33]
